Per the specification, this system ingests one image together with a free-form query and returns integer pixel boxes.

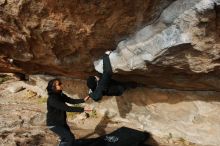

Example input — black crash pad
[76,126,152,146]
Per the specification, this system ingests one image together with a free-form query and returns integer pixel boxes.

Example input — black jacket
[89,54,125,101]
[46,92,84,126]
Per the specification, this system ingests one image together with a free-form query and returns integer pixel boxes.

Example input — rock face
[1,1,220,145]
[1,0,219,91]
[0,0,173,78]
[0,0,220,91]
[93,88,220,146]
[95,0,220,91]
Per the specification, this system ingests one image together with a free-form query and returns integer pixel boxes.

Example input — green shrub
[38,97,47,104]
[89,109,97,118]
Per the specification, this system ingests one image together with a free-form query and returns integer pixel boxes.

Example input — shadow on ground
[77,112,158,146]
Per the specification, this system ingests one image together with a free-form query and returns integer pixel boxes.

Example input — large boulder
[0,0,219,90]
[0,0,173,78]
[95,0,220,91]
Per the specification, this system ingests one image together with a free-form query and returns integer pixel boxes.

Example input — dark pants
[105,81,140,96]
[49,125,75,146]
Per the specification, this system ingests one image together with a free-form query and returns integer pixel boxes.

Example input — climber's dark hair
[46,78,61,94]
[87,76,97,92]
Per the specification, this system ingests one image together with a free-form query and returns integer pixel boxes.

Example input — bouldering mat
[75,126,153,146]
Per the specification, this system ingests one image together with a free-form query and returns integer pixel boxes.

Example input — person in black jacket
[87,52,141,102]
[46,78,90,146]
